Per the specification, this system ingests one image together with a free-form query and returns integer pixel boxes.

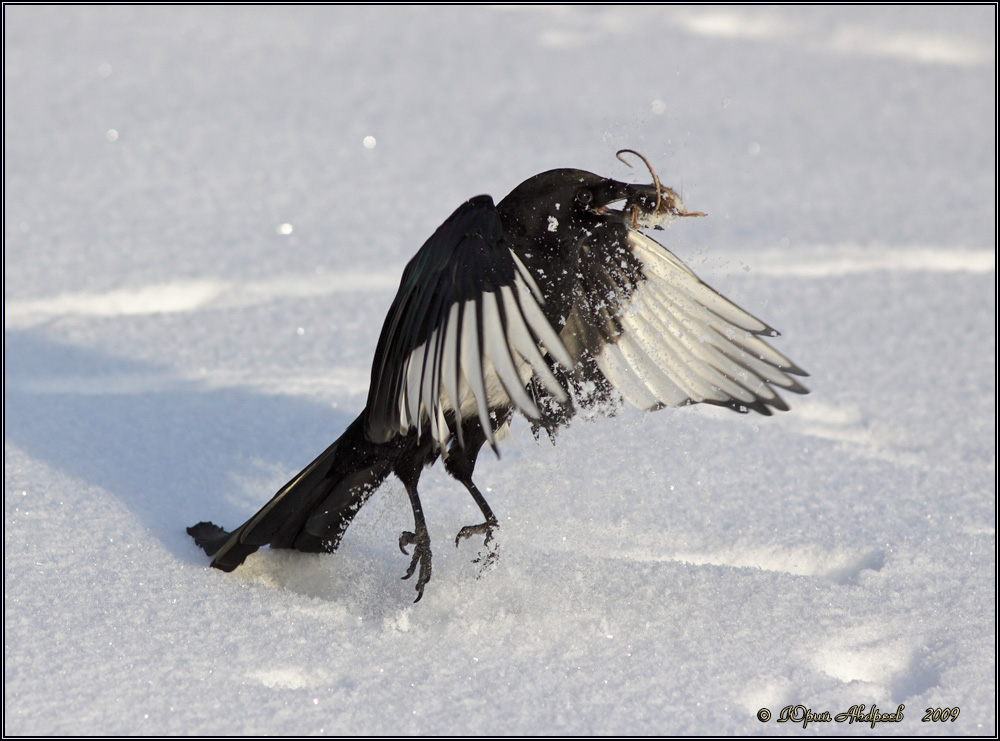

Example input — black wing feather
[364,196,569,450]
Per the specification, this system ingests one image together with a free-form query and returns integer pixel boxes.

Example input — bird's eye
[576,189,593,206]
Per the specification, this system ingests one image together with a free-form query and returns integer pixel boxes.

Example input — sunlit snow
[4,6,995,736]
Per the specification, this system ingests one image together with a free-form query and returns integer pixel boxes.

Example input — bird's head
[497,154,703,244]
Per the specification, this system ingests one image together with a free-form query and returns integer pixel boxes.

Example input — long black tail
[188,414,393,572]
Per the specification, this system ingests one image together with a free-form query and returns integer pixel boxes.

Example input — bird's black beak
[592,180,706,230]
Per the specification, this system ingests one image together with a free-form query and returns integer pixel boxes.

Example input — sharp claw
[399,531,414,556]
[401,557,418,581]
[455,521,498,548]
[399,530,432,600]
[454,521,500,575]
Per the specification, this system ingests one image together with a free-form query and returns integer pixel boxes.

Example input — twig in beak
[616,149,662,215]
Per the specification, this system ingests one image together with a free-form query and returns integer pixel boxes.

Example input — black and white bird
[189,152,808,601]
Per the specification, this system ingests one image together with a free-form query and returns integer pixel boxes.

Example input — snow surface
[4,5,996,736]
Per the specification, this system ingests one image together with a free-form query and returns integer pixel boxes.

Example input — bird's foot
[455,520,498,548]
[398,530,432,602]
[455,521,500,571]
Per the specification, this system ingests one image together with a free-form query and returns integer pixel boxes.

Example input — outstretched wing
[561,228,808,416]
[365,196,572,453]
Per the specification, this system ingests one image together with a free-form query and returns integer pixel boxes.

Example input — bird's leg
[397,479,432,602]
[444,419,501,568]
[454,477,499,548]
[454,477,501,571]
[444,416,500,548]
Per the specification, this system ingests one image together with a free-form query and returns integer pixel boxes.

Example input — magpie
[189,151,808,601]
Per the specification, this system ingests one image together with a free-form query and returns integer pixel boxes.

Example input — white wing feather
[591,230,804,412]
